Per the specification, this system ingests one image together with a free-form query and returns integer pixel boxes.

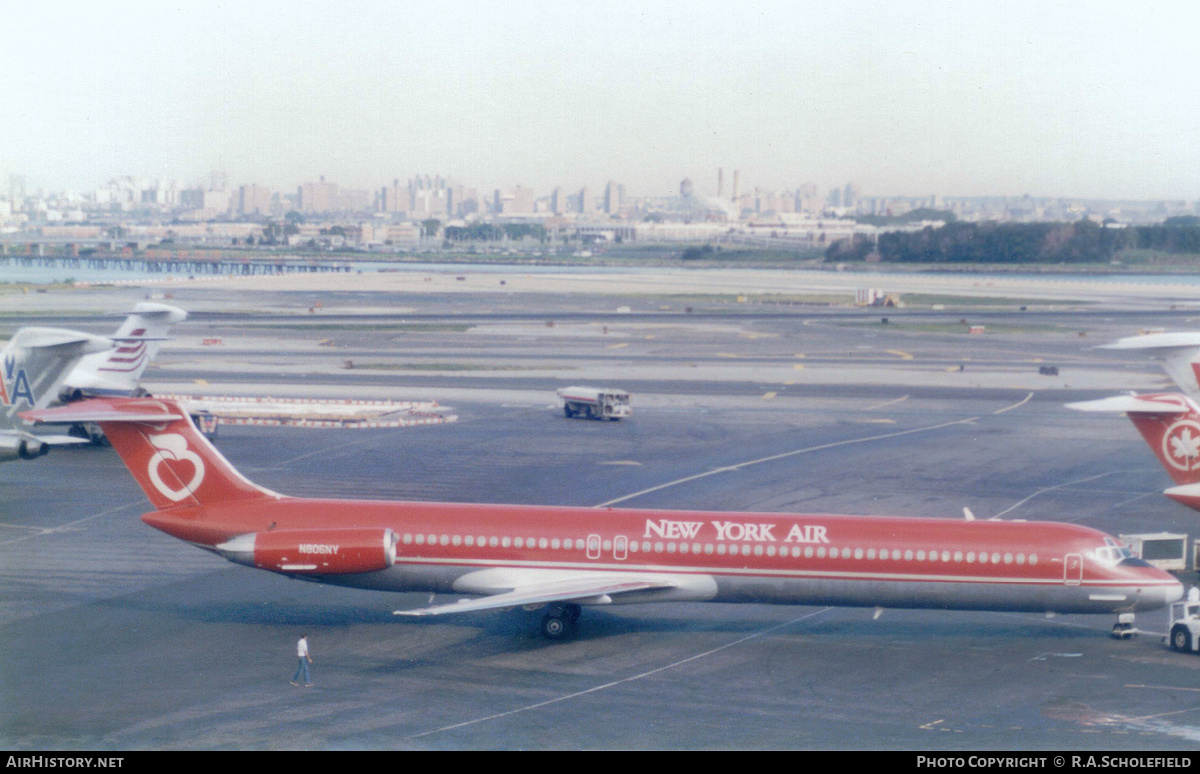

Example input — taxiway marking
[595,392,1034,508]
[405,607,834,740]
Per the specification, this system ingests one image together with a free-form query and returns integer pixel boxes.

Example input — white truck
[557,386,631,421]
[1167,587,1200,653]
[1117,532,1188,572]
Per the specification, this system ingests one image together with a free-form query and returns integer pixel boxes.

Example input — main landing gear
[540,603,582,640]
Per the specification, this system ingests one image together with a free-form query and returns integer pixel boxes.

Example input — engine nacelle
[216,528,398,575]
[17,438,49,460]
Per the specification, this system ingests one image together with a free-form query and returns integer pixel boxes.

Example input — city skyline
[5,2,1200,201]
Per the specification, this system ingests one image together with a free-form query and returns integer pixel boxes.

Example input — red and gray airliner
[25,397,1183,639]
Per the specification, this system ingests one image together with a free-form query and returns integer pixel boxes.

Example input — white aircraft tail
[1100,333,1200,401]
[65,302,187,397]
[1,327,112,460]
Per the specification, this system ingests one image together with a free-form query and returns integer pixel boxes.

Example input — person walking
[291,634,313,687]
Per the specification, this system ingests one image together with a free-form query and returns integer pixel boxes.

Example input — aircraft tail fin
[1067,393,1200,485]
[1100,333,1200,400]
[65,302,188,397]
[2,327,113,414]
[21,397,281,509]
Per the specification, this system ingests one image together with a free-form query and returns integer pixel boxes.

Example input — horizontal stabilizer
[7,327,112,353]
[394,576,675,617]
[21,397,185,425]
[1164,482,1200,501]
[1100,333,1200,352]
[113,303,188,322]
[1065,393,1200,415]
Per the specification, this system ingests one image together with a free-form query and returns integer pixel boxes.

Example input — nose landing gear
[1111,613,1136,639]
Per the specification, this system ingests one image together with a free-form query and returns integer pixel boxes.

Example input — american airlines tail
[64,302,188,398]
[0,328,113,461]
[23,397,280,508]
[1067,392,1200,510]
[1099,332,1200,401]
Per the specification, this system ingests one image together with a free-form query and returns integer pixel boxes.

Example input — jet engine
[17,438,49,460]
[215,528,398,574]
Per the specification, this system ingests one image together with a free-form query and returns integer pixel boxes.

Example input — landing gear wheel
[541,613,569,639]
[1171,625,1192,652]
[540,604,579,639]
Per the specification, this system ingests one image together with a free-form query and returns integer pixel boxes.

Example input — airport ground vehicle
[1118,532,1188,572]
[557,386,631,420]
[1167,588,1200,652]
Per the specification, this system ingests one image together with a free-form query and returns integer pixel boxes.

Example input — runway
[3,281,1200,749]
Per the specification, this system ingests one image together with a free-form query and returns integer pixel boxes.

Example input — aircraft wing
[394,573,677,617]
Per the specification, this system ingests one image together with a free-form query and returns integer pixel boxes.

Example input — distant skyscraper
[731,171,739,202]
[679,178,694,198]
[551,187,563,215]
[298,176,338,214]
[8,175,26,211]
[237,184,273,216]
[717,168,724,199]
[843,182,859,210]
[511,185,535,213]
[604,181,622,214]
[578,186,591,214]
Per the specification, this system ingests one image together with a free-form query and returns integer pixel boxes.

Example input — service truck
[1167,587,1200,653]
[1118,532,1188,572]
[557,386,631,420]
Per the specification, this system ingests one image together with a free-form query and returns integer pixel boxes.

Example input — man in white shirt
[291,634,313,687]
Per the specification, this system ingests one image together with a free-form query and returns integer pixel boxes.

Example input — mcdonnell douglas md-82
[25,397,1184,639]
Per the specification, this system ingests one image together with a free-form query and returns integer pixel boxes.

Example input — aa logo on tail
[147,433,206,501]
[1163,419,1200,472]
[1,356,34,407]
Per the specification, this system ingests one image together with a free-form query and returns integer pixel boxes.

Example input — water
[0,258,667,285]
[2,256,1198,286]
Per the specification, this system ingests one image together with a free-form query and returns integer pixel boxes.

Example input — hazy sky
[4,1,1199,200]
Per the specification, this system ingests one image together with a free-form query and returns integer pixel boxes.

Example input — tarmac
[3,267,1200,749]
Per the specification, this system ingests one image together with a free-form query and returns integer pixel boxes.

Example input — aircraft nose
[1164,579,1185,605]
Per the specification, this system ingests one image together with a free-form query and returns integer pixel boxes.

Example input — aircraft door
[587,534,601,560]
[1064,553,1083,585]
[614,535,628,560]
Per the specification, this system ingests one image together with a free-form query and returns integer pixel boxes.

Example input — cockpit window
[1091,539,1134,566]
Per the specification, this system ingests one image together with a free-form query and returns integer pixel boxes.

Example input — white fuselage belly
[306,558,1173,614]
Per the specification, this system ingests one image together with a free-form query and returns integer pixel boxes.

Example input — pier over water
[0,244,354,277]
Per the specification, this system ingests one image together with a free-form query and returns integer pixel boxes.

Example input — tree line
[826,218,1200,263]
